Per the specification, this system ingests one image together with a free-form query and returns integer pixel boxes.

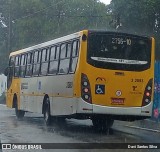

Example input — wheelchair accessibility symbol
[95,84,105,94]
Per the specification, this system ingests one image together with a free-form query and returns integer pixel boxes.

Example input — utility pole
[8,0,11,54]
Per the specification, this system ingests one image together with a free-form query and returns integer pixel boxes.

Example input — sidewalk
[119,119,160,131]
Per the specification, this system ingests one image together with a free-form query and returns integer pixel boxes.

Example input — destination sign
[112,37,132,45]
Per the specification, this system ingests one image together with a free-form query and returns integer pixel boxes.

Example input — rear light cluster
[81,73,92,103]
[142,79,153,106]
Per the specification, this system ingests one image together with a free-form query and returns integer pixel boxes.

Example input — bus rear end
[76,30,155,129]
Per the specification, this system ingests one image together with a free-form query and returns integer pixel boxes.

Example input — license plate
[111,98,125,105]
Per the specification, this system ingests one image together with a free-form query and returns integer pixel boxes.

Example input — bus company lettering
[21,83,28,90]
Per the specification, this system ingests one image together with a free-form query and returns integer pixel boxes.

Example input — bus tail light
[142,79,153,106]
[81,73,92,104]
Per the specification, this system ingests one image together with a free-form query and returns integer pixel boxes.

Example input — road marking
[125,125,160,133]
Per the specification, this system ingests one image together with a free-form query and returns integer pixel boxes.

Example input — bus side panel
[20,75,77,115]
[20,77,38,112]
[46,74,76,116]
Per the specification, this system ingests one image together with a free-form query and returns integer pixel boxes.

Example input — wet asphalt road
[0,104,160,152]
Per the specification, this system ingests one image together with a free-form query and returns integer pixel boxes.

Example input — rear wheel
[92,117,114,132]
[15,102,25,119]
[43,99,51,126]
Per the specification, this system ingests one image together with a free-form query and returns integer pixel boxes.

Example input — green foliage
[109,0,160,59]
[1,0,160,70]
[0,0,110,72]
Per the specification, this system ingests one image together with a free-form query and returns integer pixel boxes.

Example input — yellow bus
[5,30,155,131]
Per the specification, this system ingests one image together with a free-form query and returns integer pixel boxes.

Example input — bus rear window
[87,33,151,71]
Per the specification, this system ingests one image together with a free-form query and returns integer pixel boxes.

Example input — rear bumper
[77,98,153,117]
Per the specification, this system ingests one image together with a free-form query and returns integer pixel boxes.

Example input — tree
[109,0,160,59]
[0,0,110,73]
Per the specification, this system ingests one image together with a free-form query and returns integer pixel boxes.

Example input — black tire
[92,117,114,131]
[43,100,51,126]
[56,117,66,122]
[15,103,25,119]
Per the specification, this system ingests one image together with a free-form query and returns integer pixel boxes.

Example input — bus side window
[14,55,20,77]
[48,46,59,75]
[20,54,26,77]
[58,43,70,74]
[26,52,33,77]
[8,56,14,77]
[33,50,41,76]
[69,40,79,73]
[40,48,49,75]
[67,43,72,58]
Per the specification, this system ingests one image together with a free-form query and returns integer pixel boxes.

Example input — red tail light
[142,79,153,106]
[146,92,150,97]
[81,73,92,104]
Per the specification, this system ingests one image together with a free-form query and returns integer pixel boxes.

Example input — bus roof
[9,30,83,57]
[9,29,151,57]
